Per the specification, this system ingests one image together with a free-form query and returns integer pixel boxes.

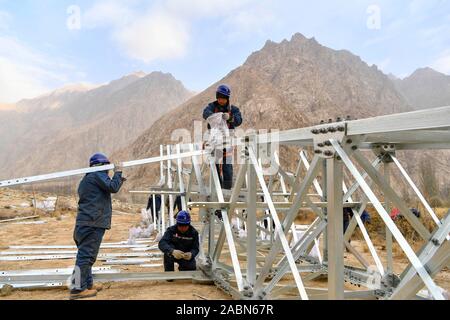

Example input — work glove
[172,249,184,260]
[222,113,230,121]
[114,163,124,173]
[182,252,192,261]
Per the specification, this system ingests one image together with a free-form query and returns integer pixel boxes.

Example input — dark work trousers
[215,148,233,190]
[71,225,106,292]
[163,253,196,271]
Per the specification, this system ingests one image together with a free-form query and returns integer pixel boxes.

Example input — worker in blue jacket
[158,211,199,274]
[203,85,242,190]
[69,153,125,300]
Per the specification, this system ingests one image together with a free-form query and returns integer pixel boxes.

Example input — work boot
[88,283,103,292]
[69,288,97,300]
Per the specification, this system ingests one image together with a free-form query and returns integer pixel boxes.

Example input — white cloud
[115,11,189,63]
[0,36,83,103]
[84,0,275,63]
[223,6,276,41]
[431,50,450,75]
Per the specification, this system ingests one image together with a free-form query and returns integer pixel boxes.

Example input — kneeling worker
[69,153,125,300]
[158,210,199,272]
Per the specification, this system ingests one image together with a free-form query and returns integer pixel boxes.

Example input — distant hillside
[0,72,193,179]
[394,67,450,110]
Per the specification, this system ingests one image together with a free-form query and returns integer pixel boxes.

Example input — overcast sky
[0,0,449,103]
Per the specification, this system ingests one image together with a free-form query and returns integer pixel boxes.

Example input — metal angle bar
[248,147,309,300]
[364,130,450,144]
[344,242,370,269]
[7,244,149,250]
[274,152,299,245]
[265,219,327,295]
[342,177,384,276]
[392,238,450,300]
[0,215,40,224]
[212,163,249,263]
[255,156,323,291]
[0,267,117,276]
[122,150,205,168]
[390,213,450,300]
[209,158,245,292]
[326,157,344,300]
[330,139,445,300]
[167,145,175,226]
[1,271,206,285]
[176,144,187,211]
[0,164,113,188]
[247,146,258,287]
[391,155,441,226]
[346,106,450,136]
[343,157,382,202]
[215,164,248,251]
[393,142,450,150]
[0,255,75,261]
[352,150,431,241]
[299,151,323,197]
[384,162,394,274]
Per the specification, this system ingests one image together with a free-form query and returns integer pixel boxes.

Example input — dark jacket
[76,171,123,229]
[203,101,242,130]
[158,225,200,258]
[147,194,162,211]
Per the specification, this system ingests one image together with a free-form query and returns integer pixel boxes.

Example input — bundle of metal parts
[0,106,449,299]
[0,239,165,289]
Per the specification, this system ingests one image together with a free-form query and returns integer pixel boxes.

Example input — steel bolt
[317,143,324,148]
[311,129,320,134]
[314,150,322,154]
[337,126,345,132]
[346,139,353,144]
[352,146,358,151]
[328,127,337,133]
[324,151,333,157]
[324,141,332,147]
[320,128,328,134]
[336,117,342,122]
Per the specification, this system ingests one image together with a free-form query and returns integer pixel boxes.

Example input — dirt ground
[0,188,448,300]
[0,189,230,300]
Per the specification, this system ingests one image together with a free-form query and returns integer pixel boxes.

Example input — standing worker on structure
[69,153,126,300]
[203,85,242,190]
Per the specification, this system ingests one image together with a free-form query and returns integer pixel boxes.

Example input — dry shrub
[429,196,444,208]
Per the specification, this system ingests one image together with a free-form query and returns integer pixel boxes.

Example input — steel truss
[0,106,449,300]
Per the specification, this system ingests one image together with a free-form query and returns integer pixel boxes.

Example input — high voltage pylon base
[1,106,449,300]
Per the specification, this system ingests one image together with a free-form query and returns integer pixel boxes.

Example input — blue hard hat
[89,153,110,167]
[216,84,231,98]
[176,210,191,225]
